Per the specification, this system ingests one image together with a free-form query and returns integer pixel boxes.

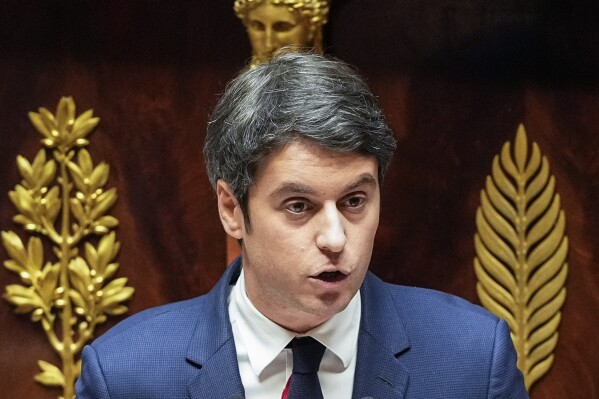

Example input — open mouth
[315,271,346,283]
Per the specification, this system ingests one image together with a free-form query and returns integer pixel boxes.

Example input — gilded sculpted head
[234,0,330,66]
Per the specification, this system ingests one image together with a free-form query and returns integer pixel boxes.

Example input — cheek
[246,223,301,261]
[268,228,304,255]
[248,32,265,46]
[350,217,379,255]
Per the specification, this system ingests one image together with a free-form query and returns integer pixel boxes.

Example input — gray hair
[204,51,396,224]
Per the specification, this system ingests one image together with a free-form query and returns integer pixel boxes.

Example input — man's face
[225,140,380,333]
[246,2,313,65]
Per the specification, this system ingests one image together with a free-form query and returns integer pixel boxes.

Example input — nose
[316,202,347,253]
[264,28,276,52]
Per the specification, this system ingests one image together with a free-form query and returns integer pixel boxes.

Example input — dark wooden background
[1,1,598,398]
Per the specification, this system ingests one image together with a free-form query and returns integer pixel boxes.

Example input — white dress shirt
[227,268,361,399]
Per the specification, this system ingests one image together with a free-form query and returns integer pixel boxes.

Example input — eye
[249,20,265,31]
[341,195,366,211]
[284,200,312,215]
[273,21,294,32]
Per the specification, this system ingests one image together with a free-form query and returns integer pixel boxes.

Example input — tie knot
[290,337,326,374]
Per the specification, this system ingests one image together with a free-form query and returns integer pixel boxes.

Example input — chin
[314,293,353,316]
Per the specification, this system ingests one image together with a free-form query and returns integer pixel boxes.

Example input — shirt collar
[230,268,361,376]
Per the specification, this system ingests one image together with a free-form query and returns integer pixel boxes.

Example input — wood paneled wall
[1,1,597,397]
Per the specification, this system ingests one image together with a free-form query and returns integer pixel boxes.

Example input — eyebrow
[269,173,377,199]
[269,182,316,199]
[344,174,377,192]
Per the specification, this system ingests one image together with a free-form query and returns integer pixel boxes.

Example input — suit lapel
[352,272,410,399]
[186,258,246,399]
[186,336,245,399]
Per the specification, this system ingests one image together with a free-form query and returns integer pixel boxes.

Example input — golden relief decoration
[234,0,331,67]
[474,124,568,390]
[2,97,134,399]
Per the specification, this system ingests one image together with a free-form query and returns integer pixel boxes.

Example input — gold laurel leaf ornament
[474,124,567,391]
[2,97,134,399]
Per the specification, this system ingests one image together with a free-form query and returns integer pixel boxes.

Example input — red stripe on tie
[281,375,292,399]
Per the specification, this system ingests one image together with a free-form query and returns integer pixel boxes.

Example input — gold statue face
[246,2,313,66]
[234,0,331,67]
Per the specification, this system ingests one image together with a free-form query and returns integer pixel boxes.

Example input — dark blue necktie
[287,337,326,399]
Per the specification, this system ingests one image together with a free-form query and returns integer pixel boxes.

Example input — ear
[216,180,245,240]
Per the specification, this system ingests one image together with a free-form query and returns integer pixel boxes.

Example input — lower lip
[309,273,349,288]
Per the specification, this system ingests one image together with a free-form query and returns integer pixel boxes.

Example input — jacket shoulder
[366,275,505,359]
[365,278,525,397]
[92,295,209,349]
[389,283,498,324]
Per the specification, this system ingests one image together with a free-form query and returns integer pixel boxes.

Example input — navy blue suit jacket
[76,258,528,398]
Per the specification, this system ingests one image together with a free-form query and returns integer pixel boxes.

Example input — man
[76,52,528,398]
